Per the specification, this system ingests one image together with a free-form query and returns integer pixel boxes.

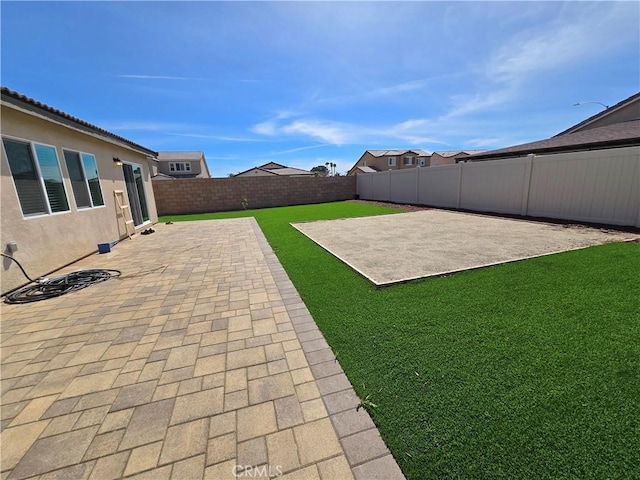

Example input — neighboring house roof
[555,91,640,136]
[1,86,157,157]
[267,167,314,176]
[151,172,177,181]
[234,163,313,177]
[259,162,288,170]
[467,120,640,161]
[432,150,486,157]
[355,166,378,173]
[366,149,430,157]
[157,151,204,161]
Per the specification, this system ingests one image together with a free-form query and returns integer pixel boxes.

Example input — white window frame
[2,135,71,219]
[62,148,105,210]
[388,157,396,167]
[169,162,191,172]
[404,156,414,165]
[122,160,152,227]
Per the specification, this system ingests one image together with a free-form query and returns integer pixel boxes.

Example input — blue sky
[2,1,638,177]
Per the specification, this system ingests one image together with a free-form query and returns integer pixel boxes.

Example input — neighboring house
[153,151,211,180]
[467,92,640,162]
[234,162,313,177]
[556,91,640,136]
[348,149,430,176]
[430,150,486,166]
[1,86,159,293]
[351,166,379,175]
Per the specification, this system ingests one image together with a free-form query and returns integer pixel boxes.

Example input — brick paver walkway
[0,219,404,480]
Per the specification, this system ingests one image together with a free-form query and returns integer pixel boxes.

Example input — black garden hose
[1,253,121,304]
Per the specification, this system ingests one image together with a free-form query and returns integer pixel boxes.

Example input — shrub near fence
[357,146,640,227]
[152,175,357,216]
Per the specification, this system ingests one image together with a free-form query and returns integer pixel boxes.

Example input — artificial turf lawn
[161,202,640,479]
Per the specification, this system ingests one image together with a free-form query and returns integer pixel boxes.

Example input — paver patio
[0,218,404,480]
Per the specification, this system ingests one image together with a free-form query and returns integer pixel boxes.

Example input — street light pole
[573,101,609,109]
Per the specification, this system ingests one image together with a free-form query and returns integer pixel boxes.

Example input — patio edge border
[249,218,406,480]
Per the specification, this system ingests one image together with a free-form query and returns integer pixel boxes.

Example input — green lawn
[161,202,640,479]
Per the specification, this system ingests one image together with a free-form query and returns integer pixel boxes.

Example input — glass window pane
[35,144,69,213]
[2,138,47,216]
[133,166,149,222]
[81,153,104,206]
[64,150,91,208]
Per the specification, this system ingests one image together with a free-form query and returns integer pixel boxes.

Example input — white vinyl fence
[357,146,640,227]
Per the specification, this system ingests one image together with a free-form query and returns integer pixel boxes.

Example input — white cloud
[269,144,330,156]
[251,114,447,147]
[166,132,261,142]
[116,74,204,81]
[281,120,351,145]
[467,138,505,148]
[445,89,515,118]
[252,120,278,136]
[445,2,638,118]
[102,121,192,132]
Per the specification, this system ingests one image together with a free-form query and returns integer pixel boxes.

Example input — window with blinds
[63,150,105,208]
[2,137,69,216]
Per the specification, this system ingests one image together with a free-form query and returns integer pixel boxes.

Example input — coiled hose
[1,253,121,304]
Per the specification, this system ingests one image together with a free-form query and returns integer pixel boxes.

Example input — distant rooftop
[234,162,312,177]
[366,149,430,157]
[157,151,204,161]
[468,120,640,161]
[433,150,486,157]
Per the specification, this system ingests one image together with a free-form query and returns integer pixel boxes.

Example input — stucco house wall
[1,102,158,293]
[357,151,391,172]
[429,153,456,166]
[348,150,431,175]
[155,151,211,179]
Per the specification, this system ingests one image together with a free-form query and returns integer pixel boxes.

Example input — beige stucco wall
[430,154,458,166]
[1,105,158,293]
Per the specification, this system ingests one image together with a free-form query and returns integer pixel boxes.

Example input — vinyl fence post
[521,154,535,216]
[456,162,463,210]
[415,167,420,204]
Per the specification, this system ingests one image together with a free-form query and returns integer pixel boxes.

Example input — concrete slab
[292,210,635,286]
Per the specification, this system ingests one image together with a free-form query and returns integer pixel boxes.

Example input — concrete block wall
[153,176,357,216]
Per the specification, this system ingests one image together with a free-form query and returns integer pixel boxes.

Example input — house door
[122,163,150,226]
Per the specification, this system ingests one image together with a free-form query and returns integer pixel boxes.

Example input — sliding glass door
[122,163,150,226]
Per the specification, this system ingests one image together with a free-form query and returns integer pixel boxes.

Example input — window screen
[64,150,92,208]
[3,138,47,216]
[81,153,104,206]
[35,144,69,213]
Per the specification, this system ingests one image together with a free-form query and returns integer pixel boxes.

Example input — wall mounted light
[113,157,123,166]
